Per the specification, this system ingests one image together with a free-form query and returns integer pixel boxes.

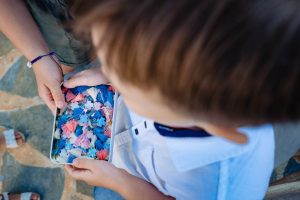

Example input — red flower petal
[66,90,76,102]
[104,128,111,138]
[108,85,115,92]
[65,119,78,133]
[62,86,69,94]
[72,94,84,102]
[97,149,108,160]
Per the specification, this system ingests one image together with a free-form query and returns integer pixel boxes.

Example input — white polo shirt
[111,105,275,200]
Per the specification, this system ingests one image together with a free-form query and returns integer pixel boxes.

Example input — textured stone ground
[0,33,123,200]
[0,32,300,199]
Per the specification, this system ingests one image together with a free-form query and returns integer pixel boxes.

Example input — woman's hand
[65,158,175,200]
[32,56,65,114]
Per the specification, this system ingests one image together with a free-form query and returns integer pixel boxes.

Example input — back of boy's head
[73,0,300,126]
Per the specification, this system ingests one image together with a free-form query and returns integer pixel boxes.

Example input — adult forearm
[0,0,49,60]
[115,169,174,200]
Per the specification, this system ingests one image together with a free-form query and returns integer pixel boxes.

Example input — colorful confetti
[51,85,115,164]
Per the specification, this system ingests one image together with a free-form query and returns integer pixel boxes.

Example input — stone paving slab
[0,33,13,56]
[76,181,93,197]
[0,105,53,157]
[0,56,38,97]
[1,153,64,200]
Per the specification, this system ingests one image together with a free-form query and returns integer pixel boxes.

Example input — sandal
[0,128,25,151]
[0,192,40,200]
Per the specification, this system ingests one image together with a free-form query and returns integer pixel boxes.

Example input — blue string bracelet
[26,51,57,68]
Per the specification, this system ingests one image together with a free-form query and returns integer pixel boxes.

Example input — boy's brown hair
[72,0,300,126]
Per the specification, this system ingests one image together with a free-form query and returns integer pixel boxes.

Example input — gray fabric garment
[25,0,93,67]
[273,122,300,167]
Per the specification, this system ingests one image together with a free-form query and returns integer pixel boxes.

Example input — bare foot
[0,130,25,151]
[11,131,25,147]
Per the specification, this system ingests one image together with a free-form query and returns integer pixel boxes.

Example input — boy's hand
[65,158,121,189]
[32,56,65,114]
[66,158,175,200]
[63,67,109,88]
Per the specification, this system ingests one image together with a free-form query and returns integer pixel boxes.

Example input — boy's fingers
[63,69,109,88]
[65,165,90,180]
[63,74,85,88]
[64,75,104,87]
[72,158,95,170]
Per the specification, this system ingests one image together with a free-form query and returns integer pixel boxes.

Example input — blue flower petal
[57,115,68,129]
[93,111,102,119]
[65,141,73,150]
[86,95,94,102]
[95,140,104,150]
[73,108,84,116]
[79,115,88,124]
[96,117,106,127]
[75,126,83,137]
[68,154,77,163]
[95,85,108,91]
[87,148,97,157]
[107,92,114,105]
[96,86,110,103]
[98,132,107,142]
[94,127,107,142]
[52,148,61,155]
[73,114,81,120]
[103,139,110,150]
[94,127,103,134]
[57,139,66,150]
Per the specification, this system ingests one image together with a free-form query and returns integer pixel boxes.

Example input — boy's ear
[200,123,248,144]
